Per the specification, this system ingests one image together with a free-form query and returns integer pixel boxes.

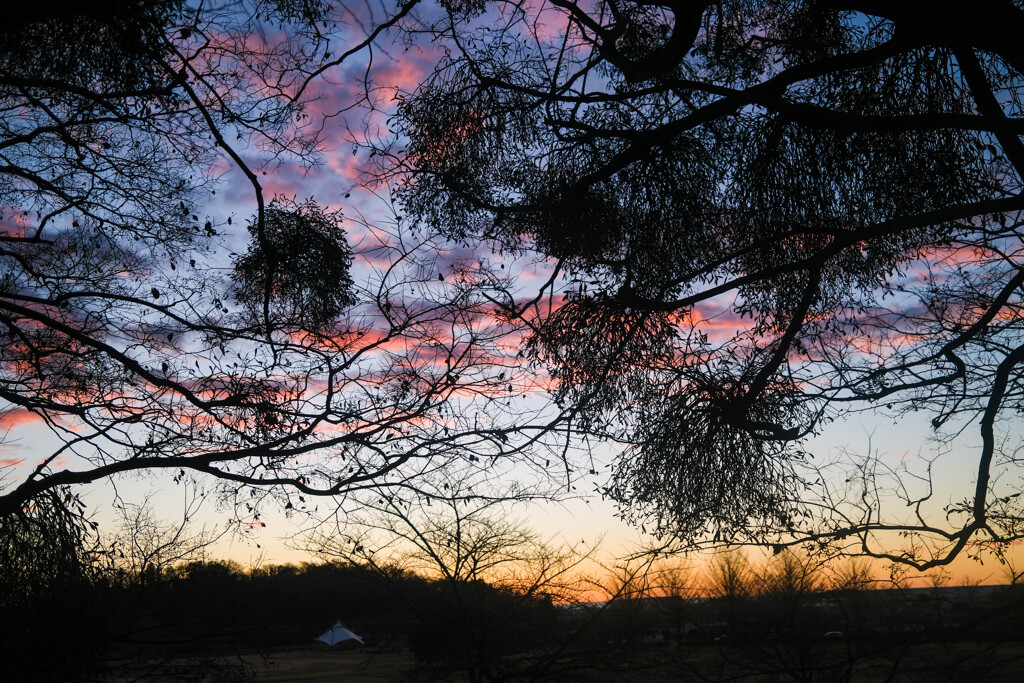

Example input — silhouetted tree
[0,0,584,546]
[102,489,225,586]
[305,472,602,681]
[385,0,1024,567]
[0,489,104,680]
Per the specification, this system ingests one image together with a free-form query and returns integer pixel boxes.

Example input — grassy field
[103,649,415,682]
[246,650,414,682]
[102,638,1024,682]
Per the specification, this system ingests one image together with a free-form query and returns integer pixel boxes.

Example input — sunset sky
[2,1,1022,589]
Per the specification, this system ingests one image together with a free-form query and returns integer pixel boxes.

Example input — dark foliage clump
[0,490,104,681]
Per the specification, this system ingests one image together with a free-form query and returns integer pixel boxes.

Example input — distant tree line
[7,474,1024,681]
[8,544,1024,682]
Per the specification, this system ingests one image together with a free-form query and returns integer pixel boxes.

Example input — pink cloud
[0,408,41,429]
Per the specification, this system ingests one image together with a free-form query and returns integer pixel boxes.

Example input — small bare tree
[705,550,754,600]
[104,489,226,584]
[304,470,595,682]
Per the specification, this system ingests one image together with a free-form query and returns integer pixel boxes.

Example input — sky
[2,1,1022,588]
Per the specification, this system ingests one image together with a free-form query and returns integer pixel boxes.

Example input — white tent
[315,619,365,647]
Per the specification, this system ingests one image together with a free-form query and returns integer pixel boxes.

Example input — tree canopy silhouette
[386,0,1024,567]
[6,0,1024,571]
[0,0,569,534]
